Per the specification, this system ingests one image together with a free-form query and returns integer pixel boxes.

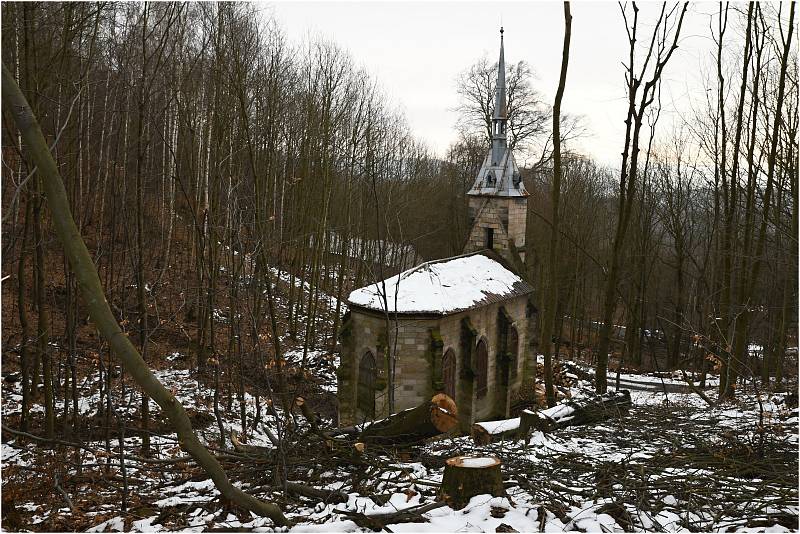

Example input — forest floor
[2,353,797,532]
[1,249,798,532]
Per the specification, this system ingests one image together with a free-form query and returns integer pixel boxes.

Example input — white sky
[266,1,724,167]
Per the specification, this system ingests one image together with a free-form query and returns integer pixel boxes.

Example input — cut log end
[446,455,501,469]
[430,393,458,433]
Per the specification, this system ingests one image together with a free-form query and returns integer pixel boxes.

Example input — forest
[1,2,797,532]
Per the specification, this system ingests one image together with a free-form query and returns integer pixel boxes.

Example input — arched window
[357,351,376,419]
[476,339,489,398]
[508,326,519,379]
[442,349,456,399]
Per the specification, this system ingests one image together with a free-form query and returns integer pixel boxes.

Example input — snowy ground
[2,361,797,532]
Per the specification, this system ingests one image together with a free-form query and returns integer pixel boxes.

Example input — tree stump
[439,455,505,509]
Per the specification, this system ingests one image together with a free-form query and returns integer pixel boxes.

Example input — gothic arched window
[508,326,519,379]
[442,349,456,399]
[357,351,376,419]
[476,339,489,399]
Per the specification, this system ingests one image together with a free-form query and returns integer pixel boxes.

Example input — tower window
[486,227,494,249]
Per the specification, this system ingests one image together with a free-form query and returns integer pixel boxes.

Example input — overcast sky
[267,2,724,167]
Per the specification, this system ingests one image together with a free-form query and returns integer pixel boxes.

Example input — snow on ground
[2,359,797,532]
[283,348,339,393]
[269,266,341,314]
[348,253,529,314]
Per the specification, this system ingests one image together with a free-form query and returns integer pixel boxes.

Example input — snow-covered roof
[347,251,532,315]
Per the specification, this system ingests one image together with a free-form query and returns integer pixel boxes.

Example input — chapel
[337,28,536,429]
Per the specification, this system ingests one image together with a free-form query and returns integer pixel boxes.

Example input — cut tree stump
[438,455,505,509]
[357,393,458,446]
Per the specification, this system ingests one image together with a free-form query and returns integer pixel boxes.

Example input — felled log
[284,481,347,504]
[334,501,447,531]
[439,456,505,509]
[471,411,542,445]
[357,393,458,446]
[548,389,631,428]
[472,390,632,445]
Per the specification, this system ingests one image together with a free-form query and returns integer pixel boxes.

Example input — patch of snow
[88,517,125,532]
[459,456,498,468]
[348,253,528,314]
[478,417,520,434]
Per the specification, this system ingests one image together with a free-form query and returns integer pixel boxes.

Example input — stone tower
[464,28,528,265]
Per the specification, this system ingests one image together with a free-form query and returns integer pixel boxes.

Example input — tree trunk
[471,390,632,445]
[355,393,457,446]
[2,63,289,527]
[541,1,572,408]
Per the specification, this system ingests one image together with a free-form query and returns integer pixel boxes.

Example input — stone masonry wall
[439,295,529,423]
[466,196,527,261]
[507,197,527,250]
[337,312,389,426]
[338,312,438,426]
[338,295,532,427]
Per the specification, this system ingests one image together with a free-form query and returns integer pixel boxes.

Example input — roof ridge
[396,249,485,281]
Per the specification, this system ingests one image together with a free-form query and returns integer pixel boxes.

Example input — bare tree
[595,2,688,393]
[540,1,573,407]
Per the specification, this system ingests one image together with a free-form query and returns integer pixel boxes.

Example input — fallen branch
[230,430,273,458]
[679,369,716,407]
[0,427,254,465]
[334,500,448,531]
[54,473,75,513]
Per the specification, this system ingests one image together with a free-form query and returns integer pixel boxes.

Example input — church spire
[466,27,526,199]
[464,25,527,263]
[494,27,507,121]
[491,27,508,166]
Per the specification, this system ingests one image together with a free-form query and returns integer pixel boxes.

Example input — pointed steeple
[491,27,508,166]
[467,27,526,198]
[494,27,507,121]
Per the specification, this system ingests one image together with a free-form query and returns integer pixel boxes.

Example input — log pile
[472,390,632,445]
